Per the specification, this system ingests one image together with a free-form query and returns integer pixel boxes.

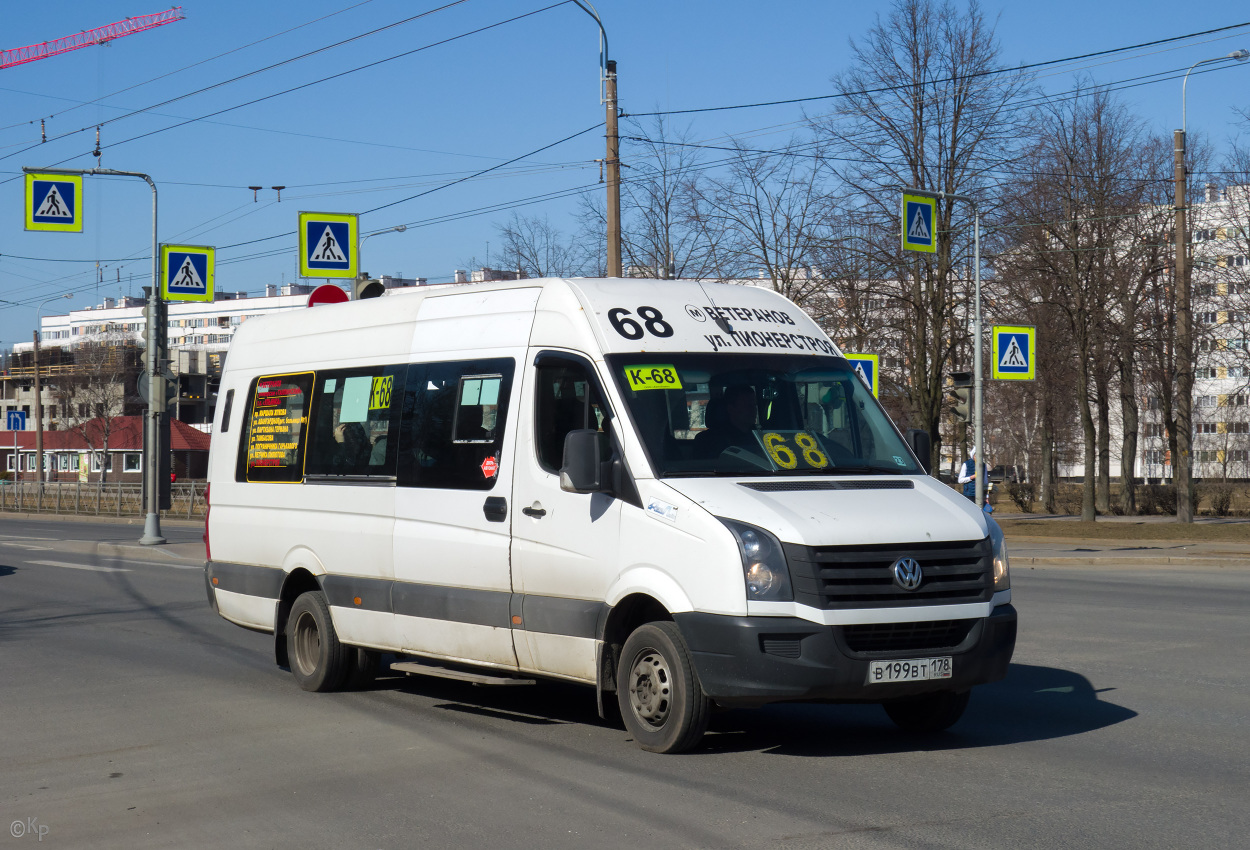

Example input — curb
[1015,556,1249,568]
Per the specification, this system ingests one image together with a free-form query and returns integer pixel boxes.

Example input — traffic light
[353,274,385,300]
[948,370,973,422]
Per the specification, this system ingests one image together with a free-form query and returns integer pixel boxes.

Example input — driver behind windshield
[694,384,757,458]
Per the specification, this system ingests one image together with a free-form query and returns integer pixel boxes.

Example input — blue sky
[1,0,1249,345]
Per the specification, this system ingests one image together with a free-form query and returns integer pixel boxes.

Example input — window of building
[1197,395,1216,407]
[1196,423,1218,434]
[123,453,141,473]
[89,453,113,473]
[1231,450,1249,464]
[396,358,515,491]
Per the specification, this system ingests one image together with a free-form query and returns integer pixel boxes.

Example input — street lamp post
[33,293,73,486]
[904,188,984,507]
[571,1,621,277]
[1174,49,1248,523]
[22,165,166,544]
[356,225,407,297]
[359,224,407,277]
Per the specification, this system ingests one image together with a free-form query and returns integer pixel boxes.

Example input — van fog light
[720,518,793,602]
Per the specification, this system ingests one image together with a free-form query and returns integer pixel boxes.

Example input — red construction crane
[1,7,185,70]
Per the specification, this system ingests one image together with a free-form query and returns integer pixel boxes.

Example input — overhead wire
[0,0,383,133]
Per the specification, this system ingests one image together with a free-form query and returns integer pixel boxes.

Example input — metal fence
[0,481,207,519]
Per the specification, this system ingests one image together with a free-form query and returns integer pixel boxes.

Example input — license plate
[866,656,952,684]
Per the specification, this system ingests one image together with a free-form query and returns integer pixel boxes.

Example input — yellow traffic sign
[992,325,1035,380]
[161,245,215,303]
[901,192,936,253]
[843,353,880,397]
[25,172,83,232]
[299,211,358,279]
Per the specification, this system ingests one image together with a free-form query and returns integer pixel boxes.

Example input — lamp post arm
[570,0,608,83]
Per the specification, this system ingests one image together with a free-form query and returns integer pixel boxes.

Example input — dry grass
[996,517,1250,543]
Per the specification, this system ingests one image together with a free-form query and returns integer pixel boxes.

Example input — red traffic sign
[307,284,349,307]
[480,456,499,479]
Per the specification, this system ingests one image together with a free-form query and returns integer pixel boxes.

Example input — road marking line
[110,560,202,570]
[28,560,130,573]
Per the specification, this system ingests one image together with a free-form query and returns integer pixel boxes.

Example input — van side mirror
[560,429,605,493]
[906,429,932,474]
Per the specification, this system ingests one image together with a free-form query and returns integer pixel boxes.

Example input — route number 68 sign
[761,430,828,470]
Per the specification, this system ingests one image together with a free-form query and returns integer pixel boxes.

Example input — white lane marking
[110,560,202,570]
[28,560,130,573]
[7,544,54,551]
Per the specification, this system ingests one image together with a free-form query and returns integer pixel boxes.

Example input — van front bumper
[672,604,1016,707]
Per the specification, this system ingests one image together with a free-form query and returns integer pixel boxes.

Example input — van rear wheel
[287,591,349,692]
[883,689,970,733]
[617,621,710,754]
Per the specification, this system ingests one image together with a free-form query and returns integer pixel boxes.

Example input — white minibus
[205,278,1015,753]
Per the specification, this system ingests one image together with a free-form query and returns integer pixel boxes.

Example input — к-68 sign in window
[240,372,314,482]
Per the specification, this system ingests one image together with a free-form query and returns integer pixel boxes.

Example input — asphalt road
[1,517,1247,849]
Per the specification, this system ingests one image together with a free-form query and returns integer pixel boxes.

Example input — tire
[286,591,350,692]
[883,689,970,733]
[343,648,380,690]
[616,621,710,754]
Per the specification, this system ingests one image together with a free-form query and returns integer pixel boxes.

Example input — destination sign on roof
[569,280,840,358]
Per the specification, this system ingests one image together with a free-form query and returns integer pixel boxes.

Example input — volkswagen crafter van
[205,278,1015,753]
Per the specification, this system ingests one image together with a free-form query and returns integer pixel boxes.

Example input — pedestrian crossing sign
[161,244,215,303]
[25,172,83,232]
[901,192,936,253]
[299,211,358,279]
[992,325,1035,380]
[843,353,880,397]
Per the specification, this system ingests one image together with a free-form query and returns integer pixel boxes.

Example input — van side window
[236,372,315,483]
[304,365,405,479]
[397,358,514,490]
[534,360,611,473]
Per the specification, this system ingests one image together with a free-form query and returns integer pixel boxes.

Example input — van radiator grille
[841,619,976,653]
[783,537,992,610]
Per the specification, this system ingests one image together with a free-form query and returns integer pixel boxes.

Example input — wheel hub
[292,611,321,677]
[628,649,672,728]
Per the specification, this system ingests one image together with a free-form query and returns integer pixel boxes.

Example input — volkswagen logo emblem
[892,557,923,591]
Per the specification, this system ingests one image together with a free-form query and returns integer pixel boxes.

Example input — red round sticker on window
[481,456,499,479]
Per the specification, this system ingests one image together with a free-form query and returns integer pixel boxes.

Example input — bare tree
[813,0,1029,470]
[999,85,1160,520]
[617,115,715,279]
[494,213,585,279]
[59,333,140,484]
[687,139,833,306]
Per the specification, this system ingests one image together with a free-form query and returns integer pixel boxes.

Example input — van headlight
[988,518,1010,591]
[720,518,793,602]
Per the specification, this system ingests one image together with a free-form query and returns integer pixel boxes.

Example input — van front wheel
[617,621,710,753]
[287,591,349,692]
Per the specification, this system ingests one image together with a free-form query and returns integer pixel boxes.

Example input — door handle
[483,497,507,522]
[521,503,547,518]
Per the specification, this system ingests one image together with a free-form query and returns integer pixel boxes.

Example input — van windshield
[606,353,921,477]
